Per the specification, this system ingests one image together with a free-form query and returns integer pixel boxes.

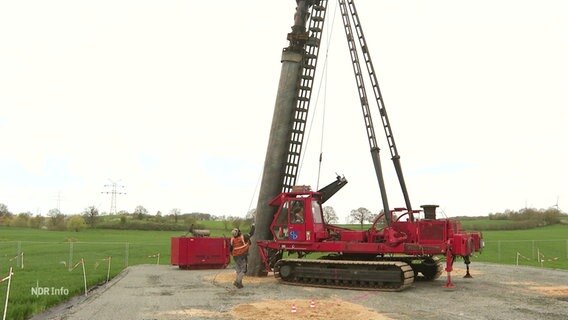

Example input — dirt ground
[32,262,568,320]
[203,272,392,319]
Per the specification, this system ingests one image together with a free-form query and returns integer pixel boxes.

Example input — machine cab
[269,189,326,242]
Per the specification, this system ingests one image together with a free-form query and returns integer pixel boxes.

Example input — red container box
[171,237,230,269]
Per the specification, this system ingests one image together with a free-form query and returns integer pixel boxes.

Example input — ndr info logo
[31,281,69,296]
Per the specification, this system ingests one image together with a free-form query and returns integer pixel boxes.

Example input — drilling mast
[247,0,329,276]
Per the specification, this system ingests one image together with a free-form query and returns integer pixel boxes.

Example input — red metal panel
[171,238,177,265]
[452,234,472,256]
[418,220,446,242]
[339,231,366,242]
[469,232,483,251]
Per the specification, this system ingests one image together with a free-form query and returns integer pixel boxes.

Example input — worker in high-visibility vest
[230,224,255,289]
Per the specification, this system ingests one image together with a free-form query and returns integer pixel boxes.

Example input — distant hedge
[96,220,191,231]
[462,219,546,231]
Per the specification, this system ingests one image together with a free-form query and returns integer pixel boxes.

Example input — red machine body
[250,0,484,291]
[257,189,483,290]
[171,236,230,270]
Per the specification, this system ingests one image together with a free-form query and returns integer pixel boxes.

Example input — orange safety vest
[230,235,249,257]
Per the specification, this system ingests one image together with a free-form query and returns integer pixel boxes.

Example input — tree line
[485,207,564,230]
[2,201,564,232]
[0,203,257,232]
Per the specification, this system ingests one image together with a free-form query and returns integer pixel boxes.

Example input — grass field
[0,227,193,319]
[459,219,520,229]
[0,223,567,319]
[473,224,568,269]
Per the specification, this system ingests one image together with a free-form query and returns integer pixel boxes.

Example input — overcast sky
[1,0,566,222]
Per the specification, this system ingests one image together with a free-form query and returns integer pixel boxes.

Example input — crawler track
[273,259,415,291]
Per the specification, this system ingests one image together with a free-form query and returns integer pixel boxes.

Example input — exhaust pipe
[420,205,439,220]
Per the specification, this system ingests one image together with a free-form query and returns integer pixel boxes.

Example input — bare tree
[134,205,148,220]
[83,206,99,227]
[349,207,373,229]
[0,204,12,226]
[0,203,11,217]
[220,215,229,230]
[47,208,65,230]
[323,206,339,224]
[170,208,181,223]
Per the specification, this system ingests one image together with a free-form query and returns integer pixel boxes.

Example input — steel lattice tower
[101,180,126,214]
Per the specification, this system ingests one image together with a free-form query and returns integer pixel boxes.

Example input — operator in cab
[292,202,304,223]
[229,224,255,289]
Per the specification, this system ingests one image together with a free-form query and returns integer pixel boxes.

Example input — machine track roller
[274,259,414,291]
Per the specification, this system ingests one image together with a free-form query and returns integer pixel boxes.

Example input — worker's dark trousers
[234,255,247,285]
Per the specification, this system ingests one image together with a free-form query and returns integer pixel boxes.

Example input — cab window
[311,200,323,224]
[273,202,289,239]
[290,200,304,224]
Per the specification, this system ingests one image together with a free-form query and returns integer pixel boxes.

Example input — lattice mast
[248,0,329,276]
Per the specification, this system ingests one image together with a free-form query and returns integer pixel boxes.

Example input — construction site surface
[31,263,567,320]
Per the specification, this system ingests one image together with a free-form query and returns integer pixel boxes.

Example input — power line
[101,180,126,215]
[53,191,64,213]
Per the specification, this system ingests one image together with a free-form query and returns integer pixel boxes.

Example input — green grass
[471,224,568,270]
[459,219,516,229]
[458,218,551,231]
[480,224,568,241]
